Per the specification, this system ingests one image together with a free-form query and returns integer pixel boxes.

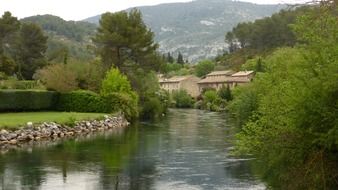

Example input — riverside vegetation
[0,0,337,189]
[227,1,338,189]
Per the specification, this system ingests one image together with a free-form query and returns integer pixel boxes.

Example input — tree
[16,23,48,79]
[218,85,232,101]
[177,52,184,64]
[100,67,134,96]
[225,32,238,53]
[167,52,174,63]
[93,9,158,72]
[0,12,20,55]
[35,64,78,92]
[0,54,16,75]
[194,60,215,77]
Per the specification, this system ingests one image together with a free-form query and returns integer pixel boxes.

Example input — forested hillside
[85,0,284,62]
[21,15,97,62]
[215,6,310,69]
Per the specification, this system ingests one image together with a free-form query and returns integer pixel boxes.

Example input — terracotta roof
[231,71,254,77]
[207,70,234,76]
[159,75,193,83]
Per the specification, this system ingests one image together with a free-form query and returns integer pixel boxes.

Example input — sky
[0,0,309,21]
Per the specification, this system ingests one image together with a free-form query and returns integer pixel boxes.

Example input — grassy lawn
[0,112,107,128]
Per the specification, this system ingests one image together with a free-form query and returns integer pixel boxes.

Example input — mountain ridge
[85,0,285,62]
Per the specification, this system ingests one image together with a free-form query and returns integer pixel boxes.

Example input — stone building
[159,75,201,97]
[197,70,254,92]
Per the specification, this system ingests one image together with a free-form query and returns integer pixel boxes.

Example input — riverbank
[0,114,129,149]
[0,112,106,127]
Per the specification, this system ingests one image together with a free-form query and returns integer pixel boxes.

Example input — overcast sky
[0,0,309,21]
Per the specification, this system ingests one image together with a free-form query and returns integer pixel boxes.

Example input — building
[197,70,234,92]
[197,70,254,92]
[159,75,201,97]
[227,71,255,88]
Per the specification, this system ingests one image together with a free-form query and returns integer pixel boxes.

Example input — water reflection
[0,109,265,190]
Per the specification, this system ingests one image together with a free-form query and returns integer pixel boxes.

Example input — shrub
[218,85,232,101]
[172,90,194,108]
[100,67,133,96]
[0,90,58,111]
[34,64,78,92]
[139,97,162,120]
[57,90,139,120]
[57,90,107,113]
[103,92,139,120]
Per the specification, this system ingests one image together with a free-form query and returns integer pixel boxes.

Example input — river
[0,109,265,190]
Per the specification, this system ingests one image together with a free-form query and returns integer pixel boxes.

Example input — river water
[0,109,265,190]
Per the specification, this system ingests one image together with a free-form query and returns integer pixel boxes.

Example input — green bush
[172,90,194,108]
[0,90,58,111]
[57,90,107,113]
[103,92,139,120]
[57,90,139,120]
[139,97,162,120]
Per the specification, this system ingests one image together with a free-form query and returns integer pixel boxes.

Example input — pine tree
[93,9,159,72]
[177,52,184,65]
[167,52,174,63]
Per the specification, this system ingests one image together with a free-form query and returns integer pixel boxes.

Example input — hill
[85,0,284,62]
[21,15,97,62]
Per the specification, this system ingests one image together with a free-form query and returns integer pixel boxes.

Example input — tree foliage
[93,9,159,72]
[17,23,48,79]
[231,2,338,188]
[194,60,215,77]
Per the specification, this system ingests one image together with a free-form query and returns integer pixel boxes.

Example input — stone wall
[0,115,129,149]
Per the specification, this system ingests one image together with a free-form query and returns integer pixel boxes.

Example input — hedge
[0,90,58,111]
[57,90,108,113]
[57,90,139,119]
[0,90,139,119]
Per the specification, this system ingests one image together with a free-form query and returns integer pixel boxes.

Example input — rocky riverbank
[0,114,129,149]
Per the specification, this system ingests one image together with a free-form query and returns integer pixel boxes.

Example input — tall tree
[177,52,184,65]
[167,52,174,63]
[93,9,159,72]
[16,23,48,79]
[0,11,20,55]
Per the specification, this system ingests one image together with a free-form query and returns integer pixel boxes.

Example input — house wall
[180,77,201,98]
[160,82,179,92]
[198,82,229,92]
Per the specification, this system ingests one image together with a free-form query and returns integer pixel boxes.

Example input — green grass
[0,112,107,128]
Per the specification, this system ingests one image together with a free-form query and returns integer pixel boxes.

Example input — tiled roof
[231,71,254,77]
[207,70,234,76]
[198,76,231,84]
[159,75,192,83]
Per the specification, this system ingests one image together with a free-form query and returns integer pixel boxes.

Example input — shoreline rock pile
[0,115,129,148]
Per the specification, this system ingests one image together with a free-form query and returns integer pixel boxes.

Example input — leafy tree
[232,2,338,188]
[194,60,215,77]
[93,9,158,72]
[35,64,78,92]
[100,67,134,96]
[177,52,184,65]
[16,23,48,79]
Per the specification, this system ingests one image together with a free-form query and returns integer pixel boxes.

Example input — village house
[159,75,201,97]
[197,70,235,92]
[197,70,254,92]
